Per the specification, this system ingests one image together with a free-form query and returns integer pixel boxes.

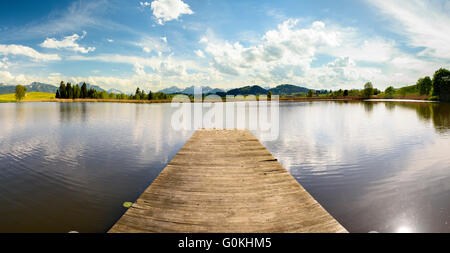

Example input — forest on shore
[7,67,450,103]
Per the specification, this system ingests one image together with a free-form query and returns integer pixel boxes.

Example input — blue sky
[0,0,449,92]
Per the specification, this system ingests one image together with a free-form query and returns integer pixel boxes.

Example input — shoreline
[0,95,436,104]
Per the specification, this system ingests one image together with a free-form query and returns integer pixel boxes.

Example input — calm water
[0,101,449,233]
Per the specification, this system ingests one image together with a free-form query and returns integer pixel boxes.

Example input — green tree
[15,85,27,101]
[343,90,349,96]
[135,87,141,100]
[432,68,450,101]
[267,91,272,99]
[417,76,432,95]
[99,91,108,99]
[307,89,313,97]
[384,86,395,99]
[148,90,153,100]
[349,89,361,96]
[73,85,81,99]
[87,88,97,98]
[59,81,66,98]
[81,82,88,98]
[362,82,374,98]
[399,88,407,97]
[55,89,60,98]
[66,83,73,99]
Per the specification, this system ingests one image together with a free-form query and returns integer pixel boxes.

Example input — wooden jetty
[109,130,347,233]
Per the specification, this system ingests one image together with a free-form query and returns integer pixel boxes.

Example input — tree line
[304,85,381,98]
[54,67,450,102]
[302,67,450,100]
[55,81,171,100]
[382,67,450,100]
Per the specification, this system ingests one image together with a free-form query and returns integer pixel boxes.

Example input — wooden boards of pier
[109,130,347,233]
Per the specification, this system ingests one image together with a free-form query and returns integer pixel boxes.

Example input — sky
[0,0,449,93]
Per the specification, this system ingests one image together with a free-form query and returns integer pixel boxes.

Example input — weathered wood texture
[109,130,347,233]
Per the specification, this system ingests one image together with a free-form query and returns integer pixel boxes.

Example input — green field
[0,92,55,102]
[394,84,420,97]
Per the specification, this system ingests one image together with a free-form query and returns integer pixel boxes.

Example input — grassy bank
[0,92,433,104]
[0,92,55,103]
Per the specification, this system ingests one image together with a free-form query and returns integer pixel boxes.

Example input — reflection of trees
[431,104,450,133]
[16,103,26,125]
[59,103,88,123]
[415,103,432,121]
[363,102,373,114]
[384,102,396,111]
[395,102,450,133]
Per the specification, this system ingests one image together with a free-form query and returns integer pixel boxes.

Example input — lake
[0,101,449,232]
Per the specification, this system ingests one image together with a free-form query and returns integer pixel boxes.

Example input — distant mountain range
[75,82,105,92]
[226,85,268,96]
[0,82,58,94]
[157,86,226,95]
[0,82,109,95]
[107,88,124,94]
[268,84,310,95]
[1,82,312,96]
[157,84,312,96]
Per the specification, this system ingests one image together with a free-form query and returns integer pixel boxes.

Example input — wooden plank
[109,130,347,233]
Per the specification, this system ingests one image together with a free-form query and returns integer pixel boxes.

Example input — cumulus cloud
[0,44,61,61]
[195,18,444,89]
[141,0,194,25]
[40,31,95,53]
[0,57,9,69]
[201,19,340,80]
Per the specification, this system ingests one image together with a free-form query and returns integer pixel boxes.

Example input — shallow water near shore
[0,101,450,232]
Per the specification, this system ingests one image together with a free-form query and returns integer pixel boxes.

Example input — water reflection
[0,101,450,232]
[255,101,450,233]
[384,102,396,111]
[58,102,88,123]
[0,103,193,232]
[363,101,374,114]
[393,102,450,134]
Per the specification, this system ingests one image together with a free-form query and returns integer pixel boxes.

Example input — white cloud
[107,39,114,43]
[133,36,170,54]
[0,44,60,61]
[68,53,201,77]
[326,36,397,63]
[194,49,205,58]
[195,18,447,89]
[308,57,382,89]
[40,31,95,54]
[0,70,39,85]
[201,19,340,80]
[367,0,450,59]
[0,57,9,69]
[0,1,108,41]
[140,1,151,7]
[134,63,146,76]
[141,0,194,25]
